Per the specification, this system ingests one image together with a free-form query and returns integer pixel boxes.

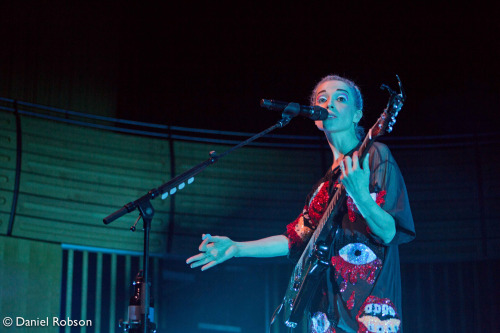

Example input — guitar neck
[356,128,376,166]
[298,130,377,262]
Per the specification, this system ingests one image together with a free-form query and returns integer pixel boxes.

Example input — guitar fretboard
[297,129,375,266]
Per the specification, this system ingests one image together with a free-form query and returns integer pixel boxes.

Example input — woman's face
[313,80,362,134]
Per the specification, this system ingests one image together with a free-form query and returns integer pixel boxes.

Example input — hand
[186,234,238,271]
[340,152,371,204]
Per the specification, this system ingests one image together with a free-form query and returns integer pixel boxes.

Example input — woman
[187,75,415,333]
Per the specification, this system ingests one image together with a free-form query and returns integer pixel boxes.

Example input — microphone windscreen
[260,99,288,111]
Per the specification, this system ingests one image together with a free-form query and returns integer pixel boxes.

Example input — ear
[353,109,363,123]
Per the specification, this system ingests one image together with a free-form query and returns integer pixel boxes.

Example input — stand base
[119,320,156,333]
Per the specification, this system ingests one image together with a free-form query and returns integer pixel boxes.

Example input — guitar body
[281,186,347,328]
[282,240,330,328]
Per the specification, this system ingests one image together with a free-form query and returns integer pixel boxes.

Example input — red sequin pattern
[331,256,382,291]
[286,214,305,249]
[308,181,330,225]
[346,190,387,223]
[376,190,387,206]
[286,181,330,248]
[347,290,356,310]
[346,197,357,223]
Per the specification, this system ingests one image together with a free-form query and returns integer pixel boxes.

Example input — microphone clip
[277,116,292,128]
[276,102,302,128]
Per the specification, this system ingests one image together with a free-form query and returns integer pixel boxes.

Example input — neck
[324,130,360,167]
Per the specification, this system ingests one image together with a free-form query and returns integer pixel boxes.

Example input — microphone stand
[104,108,298,333]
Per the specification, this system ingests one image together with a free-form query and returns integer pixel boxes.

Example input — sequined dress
[286,142,415,333]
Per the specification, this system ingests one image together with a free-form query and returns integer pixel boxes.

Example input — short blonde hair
[310,74,365,139]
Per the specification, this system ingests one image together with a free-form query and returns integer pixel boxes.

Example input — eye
[339,243,377,265]
[317,95,328,104]
[336,94,348,102]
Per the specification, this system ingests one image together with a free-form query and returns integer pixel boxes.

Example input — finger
[203,238,223,251]
[186,253,205,264]
[339,174,346,187]
[339,159,346,176]
[352,152,360,171]
[202,260,219,271]
[198,237,210,252]
[208,235,224,243]
[362,153,370,171]
[345,156,353,174]
[191,257,212,269]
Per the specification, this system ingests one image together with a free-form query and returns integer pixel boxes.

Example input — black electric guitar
[273,76,406,329]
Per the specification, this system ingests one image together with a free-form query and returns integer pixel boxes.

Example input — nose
[326,99,335,110]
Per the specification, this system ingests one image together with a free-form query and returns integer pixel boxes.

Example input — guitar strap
[326,141,384,330]
[323,142,362,326]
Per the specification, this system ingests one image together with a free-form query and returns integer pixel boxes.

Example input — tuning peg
[396,75,406,101]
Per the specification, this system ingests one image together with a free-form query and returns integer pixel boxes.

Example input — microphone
[260,99,328,121]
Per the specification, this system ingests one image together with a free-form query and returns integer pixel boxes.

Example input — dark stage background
[1,1,500,333]
[1,1,499,136]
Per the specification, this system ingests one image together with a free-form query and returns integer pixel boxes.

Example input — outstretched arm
[186,234,289,271]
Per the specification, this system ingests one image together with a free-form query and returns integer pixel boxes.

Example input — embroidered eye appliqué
[339,243,377,265]
[331,243,382,291]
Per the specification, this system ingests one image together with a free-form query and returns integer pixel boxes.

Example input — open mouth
[357,296,401,333]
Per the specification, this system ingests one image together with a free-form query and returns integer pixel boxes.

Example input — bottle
[128,271,143,323]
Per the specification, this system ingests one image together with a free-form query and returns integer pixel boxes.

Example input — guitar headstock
[370,75,406,139]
